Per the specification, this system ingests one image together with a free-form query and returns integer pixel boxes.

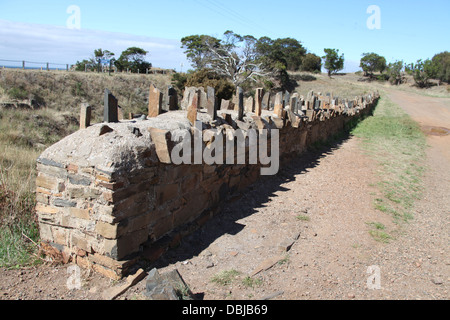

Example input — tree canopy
[360,52,387,77]
[114,47,151,73]
[322,48,345,77]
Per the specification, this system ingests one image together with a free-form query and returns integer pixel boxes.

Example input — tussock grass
[352,93,427,226]
[0,69,174,268]
[211,269,241,286]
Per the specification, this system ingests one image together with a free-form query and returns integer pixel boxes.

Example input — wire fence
[0,59,71,71]
[0,59,175,75]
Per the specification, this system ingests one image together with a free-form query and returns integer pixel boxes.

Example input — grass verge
[351,93,427,233]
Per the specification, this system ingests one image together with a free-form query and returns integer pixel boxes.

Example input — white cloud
[0,19,189,70]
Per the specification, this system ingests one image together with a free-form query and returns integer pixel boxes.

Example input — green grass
[211,269,241,286]
[366,222,393,243]
[296,214,310,221]
[352,93,426,224]
[0,167,41,268]
[242,276,263,288]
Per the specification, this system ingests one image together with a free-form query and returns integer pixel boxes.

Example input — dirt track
[1,87,448,300]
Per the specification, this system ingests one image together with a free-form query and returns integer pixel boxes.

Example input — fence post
[46,63,49,71]
[22,61,25,69]
[66,64,69,71]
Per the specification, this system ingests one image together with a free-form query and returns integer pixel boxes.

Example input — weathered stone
[53,199,77,208]
[186,90,199,126]
[250,255,285,276]
[237,87,244,121]
[245,96,254,113]
[148,84,163,118]
[99,125,113,136]
[262,92,270,110]
[80,103,92,129]
[145,268,179,300]
[287,110,301,128]
[206,86,217,120]
[284,91,290,108]
[96,221,119,239]
[37,157,65,169]
[68,174,92,186]
[273,92,284,118]
[255,88,264,116]
[167,86,178,111]
[290,96,299,113]
[36,174,64,191]
[104,89,118,123]
[155,183,179,206]
[220,99,230,111]
[69,207,91,220]
[36,203,60,214]
[102,268,147,300]
[148,128,172,164]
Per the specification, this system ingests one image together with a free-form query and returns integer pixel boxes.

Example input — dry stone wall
[35,85,379,279]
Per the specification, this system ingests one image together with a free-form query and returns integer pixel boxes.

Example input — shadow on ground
[151,131,355,272]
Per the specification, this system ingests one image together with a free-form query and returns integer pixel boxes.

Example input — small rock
[348,293,355,299]
[432,278,443,285]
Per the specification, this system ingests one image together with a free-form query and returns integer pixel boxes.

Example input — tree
[255,36,306,72]
[74,59,95,72]
[94,48,115,61]
[432,51,450,83]
[301,53,322,72]
[114,47,151,73]
[272,38,307,71]
[386,60,405,85]
[181,35,221,70]
[322,48,344,77]
[411,59,439,88]
[204,31,270,86]
[360,52,386,77]
[75,48,115,72]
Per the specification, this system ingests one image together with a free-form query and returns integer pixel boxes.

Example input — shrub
[8,87,28,100]
[301,53,322,72]
[185,69,235,101]
[432,51,450,83]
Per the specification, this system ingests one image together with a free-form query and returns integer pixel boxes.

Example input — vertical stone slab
[220,99,230,111]
[187,90,199,126]
[80,103,91,129]
[206,86,217,120]
[118,106,124,121]
[273,92,284,118]
[284,91,290,109]
[148,84,163,118]
[245,96,254,113]
[168,86,178,111]
[262,92,270,110]
[255,88,264,116]
[237,87,244,121]
[290,96,299,113]
[104,89,118,123]
[199,88,207,110]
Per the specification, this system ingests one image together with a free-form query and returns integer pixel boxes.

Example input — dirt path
[1,88,448,300]
[152,89,450,300]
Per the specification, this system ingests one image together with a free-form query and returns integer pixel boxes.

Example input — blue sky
[0,0,449,72]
